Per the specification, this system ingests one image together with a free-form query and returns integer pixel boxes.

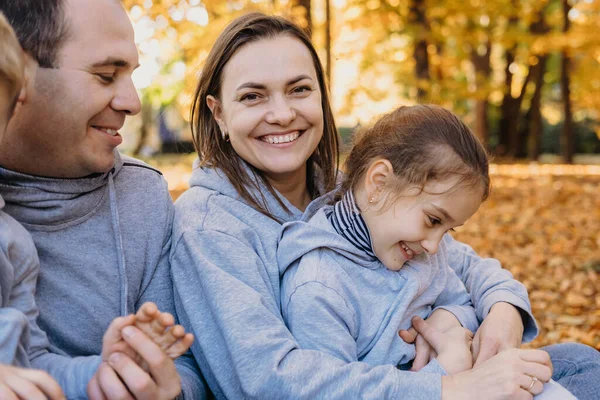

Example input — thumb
[473,339,500,367]
[411,316,445,353]
[399,327,418,343]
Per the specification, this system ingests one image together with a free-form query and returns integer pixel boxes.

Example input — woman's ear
[363,158,393,203]
[206,95,226,132]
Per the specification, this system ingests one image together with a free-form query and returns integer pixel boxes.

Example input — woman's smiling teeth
[261,131,300,144]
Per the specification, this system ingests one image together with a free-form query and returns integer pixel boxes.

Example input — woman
[170,13,600,399]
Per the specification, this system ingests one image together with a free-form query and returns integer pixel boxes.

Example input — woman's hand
[399,309,464,371]
[0,364,65,400]
[407,316,473,375]
[472,302,524,366]
[442,348,553,400]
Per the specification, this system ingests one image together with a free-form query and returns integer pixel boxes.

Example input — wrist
[490,302,524,329]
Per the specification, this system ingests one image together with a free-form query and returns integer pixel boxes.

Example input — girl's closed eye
[96,73,115,83]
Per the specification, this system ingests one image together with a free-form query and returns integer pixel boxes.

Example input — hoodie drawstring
[108,171,129,317]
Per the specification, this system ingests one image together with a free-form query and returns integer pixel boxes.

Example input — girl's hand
[0,364,65,400]
[442,348,552,400]
[409,316,473,374]
[399,309,464,371]
[472,302,524,366]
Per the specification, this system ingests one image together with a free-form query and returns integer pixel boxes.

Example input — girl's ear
[206,95,227,133]
[363,158,394,203]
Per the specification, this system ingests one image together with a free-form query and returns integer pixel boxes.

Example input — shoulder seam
[122,162,163,176]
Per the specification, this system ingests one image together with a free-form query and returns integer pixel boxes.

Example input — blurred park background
[120,0,599,350]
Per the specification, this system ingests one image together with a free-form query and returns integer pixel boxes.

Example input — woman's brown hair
[339,104,490,203]
[191,13,339,220]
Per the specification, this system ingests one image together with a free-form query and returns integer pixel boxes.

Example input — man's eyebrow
[432,204,455,224]
[235,75,313,91]
[91,57,140,69]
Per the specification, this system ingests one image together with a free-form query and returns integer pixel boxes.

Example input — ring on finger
[526,376,538,391]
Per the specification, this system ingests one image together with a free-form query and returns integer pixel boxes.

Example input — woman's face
[208,35,324,183]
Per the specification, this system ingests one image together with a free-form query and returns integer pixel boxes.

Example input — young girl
[279,105,490,374]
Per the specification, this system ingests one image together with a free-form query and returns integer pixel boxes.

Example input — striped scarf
[328,190,377,259]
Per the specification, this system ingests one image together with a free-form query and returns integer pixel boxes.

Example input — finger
[135,302,158,323]
[120,326,181,396]
[519,375,544,396]
[399,327,418,343]
[107,352,157,399]
[166,333,195,359]
[87,374,107,400]
[156,324,186,352]
[16,369,65,400]
[411,316,445,351]
[103,315,135,358]
[0,382,19,400]
[148,312,174,337]
[518,349,552,368]
[5,373,47,400]
[473,337,501,367]
[96,361,135,400]
[410,335,431,371]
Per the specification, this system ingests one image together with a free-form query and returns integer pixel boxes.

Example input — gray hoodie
[279,206,478,367]
[0,194,48,368]
[171,162,537,400]
[0,152,206,399]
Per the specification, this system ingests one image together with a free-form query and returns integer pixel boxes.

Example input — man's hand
[399,309,463,371]
[472,302,524,366]
[88,326,182,400]
[0,364,65,400]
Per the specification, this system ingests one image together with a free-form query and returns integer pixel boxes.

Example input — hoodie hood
[278,205,381,276]
[0,151,125,229]
[189,159,307,224]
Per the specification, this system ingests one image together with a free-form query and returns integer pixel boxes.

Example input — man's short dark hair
[0,0,70,68]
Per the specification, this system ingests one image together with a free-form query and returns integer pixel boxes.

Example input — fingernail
[122,326,135,339]
[108,353,122,366]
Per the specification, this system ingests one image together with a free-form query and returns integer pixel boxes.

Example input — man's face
[10,0,141,177]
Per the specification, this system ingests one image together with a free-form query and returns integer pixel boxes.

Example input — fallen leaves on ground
[160,159,600,350]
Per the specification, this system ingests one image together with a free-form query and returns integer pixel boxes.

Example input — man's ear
[206,95,227,133]
[16,52,37,105]
[363,158,394,203]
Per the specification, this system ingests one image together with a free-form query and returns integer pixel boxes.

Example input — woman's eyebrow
[235,75,313,91]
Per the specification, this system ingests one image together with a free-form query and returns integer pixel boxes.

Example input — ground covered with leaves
[158,158,600,350]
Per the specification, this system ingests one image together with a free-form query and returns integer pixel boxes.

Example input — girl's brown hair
[191,13,339,220]
[339,104,490,203]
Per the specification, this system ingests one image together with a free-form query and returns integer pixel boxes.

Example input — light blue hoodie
[171,162,537,400]
[0,151,206,399]
[0,194,48,368]
[279,205,478,367]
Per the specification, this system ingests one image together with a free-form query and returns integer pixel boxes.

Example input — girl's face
[362,179,484,271]
[208,35,324,184]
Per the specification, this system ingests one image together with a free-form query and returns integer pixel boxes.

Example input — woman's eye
[240,93,260,102]
[292,85,311,94]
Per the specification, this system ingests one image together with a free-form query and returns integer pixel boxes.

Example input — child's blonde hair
[0,12,24,114]
[339,104,490,204]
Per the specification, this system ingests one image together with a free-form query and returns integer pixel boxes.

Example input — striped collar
[327,190,377,259]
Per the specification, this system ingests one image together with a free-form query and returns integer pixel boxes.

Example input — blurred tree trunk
[526,55,547,160]
[498,3,518,156]
[133,97,153,156]
[296,0,312,34]
[410,0,430,100]
[561,0,574,163]
[325,0,332,86]
[472,40,491,145]
[526,12,549,160]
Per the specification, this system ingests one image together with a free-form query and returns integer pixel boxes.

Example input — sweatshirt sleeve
[431,264,479,334]
[136,198,208,399]
[283,280,359,363]
[443,234,538,342]
[171,229,444,400]
[5,238,100,399]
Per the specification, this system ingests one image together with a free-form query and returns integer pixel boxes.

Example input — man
[0,0,206,398]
